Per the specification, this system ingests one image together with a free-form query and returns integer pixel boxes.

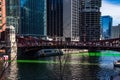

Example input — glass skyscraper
[20,0,47,36]
[101,16,112,39]
[6,0,20,33]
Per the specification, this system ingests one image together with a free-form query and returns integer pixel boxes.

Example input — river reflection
[3,51,120,80]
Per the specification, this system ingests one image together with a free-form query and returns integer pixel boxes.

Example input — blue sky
[104,0,120,5]
[101,0,120,26]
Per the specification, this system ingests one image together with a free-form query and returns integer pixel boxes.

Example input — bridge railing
[17,36,120,48]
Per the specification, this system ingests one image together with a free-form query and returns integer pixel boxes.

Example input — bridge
[17,36,120,53]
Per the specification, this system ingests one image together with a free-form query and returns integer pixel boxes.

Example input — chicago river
[0,50,120,80]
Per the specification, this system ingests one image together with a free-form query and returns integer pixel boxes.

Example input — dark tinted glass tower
[20,0,47,36]
[79,0,101,41]
[6,0,20,33]
[47,0,63,39]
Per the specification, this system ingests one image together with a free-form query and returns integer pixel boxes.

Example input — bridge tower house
[6,25,17,60]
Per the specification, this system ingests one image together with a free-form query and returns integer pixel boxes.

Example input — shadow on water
[4,50,120,80]
[17,54,72,80]
[17,62,56,80]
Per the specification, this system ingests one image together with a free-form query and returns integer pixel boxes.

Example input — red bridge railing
[17,36,120,48]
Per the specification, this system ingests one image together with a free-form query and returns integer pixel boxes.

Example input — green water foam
[3,51,120,66]
[70,52,120,57]
[5,60,109,66]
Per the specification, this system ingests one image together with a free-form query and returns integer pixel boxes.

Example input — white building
[63,0,80,41]
[111,24,120,38]
[6,25,17,60]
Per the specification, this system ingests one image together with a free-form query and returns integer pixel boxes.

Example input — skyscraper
[101,16,112,39]
[111,24,120,38]
[79,0,101,41]
[6,0,20,33]
[0,0,6,41]
[20,0,47,36]
[47,0,63,40]
[63,0,80,41]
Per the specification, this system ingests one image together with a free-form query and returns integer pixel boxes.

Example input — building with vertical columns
[63,0,80,41]
[79,0,101,41]
[20,0,47,36]
[0,0,6,41]
[47,0,63,40]
[111,24,120,39]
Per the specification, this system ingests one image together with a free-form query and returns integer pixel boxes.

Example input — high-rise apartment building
[20,0,47,36]
[47,0,63,40]
[111,24,120,38]
[101,16,112,39]
[0,0,6,41]
[63,0,80,41]
[6,0,20,33]
[47,0,80,41]
[79,0,101,41]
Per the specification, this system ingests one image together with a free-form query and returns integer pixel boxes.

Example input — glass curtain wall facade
[20,0,47,36]
[6,0,20,33]
[79,0,101,41]
[47,0,63,40]
[101,16,112,39]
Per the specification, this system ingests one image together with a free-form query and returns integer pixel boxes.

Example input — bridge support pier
[5,26,17,61]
